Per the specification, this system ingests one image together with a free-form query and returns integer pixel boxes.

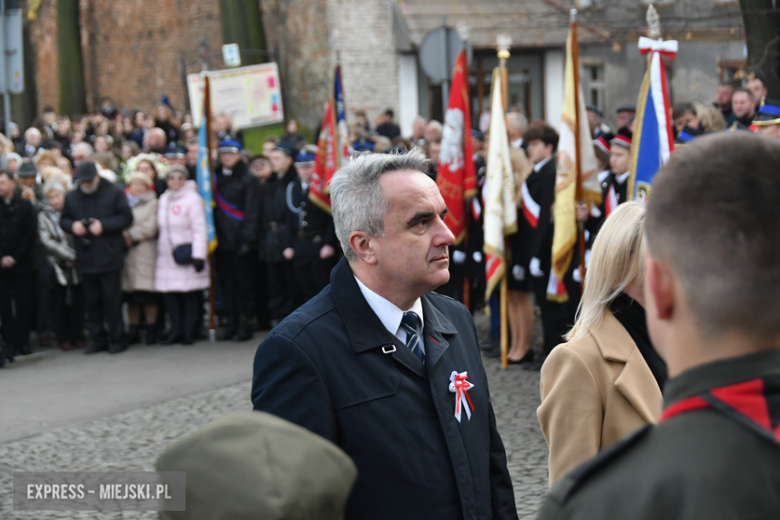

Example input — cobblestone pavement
[1,313,549,519]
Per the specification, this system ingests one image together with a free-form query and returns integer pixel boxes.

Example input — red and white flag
[437,50,477,244]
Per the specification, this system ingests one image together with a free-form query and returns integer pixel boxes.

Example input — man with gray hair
[252,150,517,520]
[72,142,95,167]
[505,111,528,149]
[18,127,41,157]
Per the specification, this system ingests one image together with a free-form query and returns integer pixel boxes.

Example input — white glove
[452,250,466,264]
[472,251,483,263]
[529,257,544,278]
[573,266,582,283]
[512,265,525,281]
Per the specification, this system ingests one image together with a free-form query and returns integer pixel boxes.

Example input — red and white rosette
[449,371,475,422]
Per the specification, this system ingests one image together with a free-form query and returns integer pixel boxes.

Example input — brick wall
[31,0,399,131]
[33,0,224,115]
[32,0,58,112]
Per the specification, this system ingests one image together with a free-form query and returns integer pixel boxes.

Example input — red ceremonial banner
[436,50,477,245]
[310,95,337,213]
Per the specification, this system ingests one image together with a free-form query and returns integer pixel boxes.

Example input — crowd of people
[0,98,453,365]
[0,74,777,368]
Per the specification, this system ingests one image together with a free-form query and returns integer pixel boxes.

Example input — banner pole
[571,10,588,293]
[499,44,510,370]
[204,75,217,343]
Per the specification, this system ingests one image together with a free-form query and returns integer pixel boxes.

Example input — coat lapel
[420,295,458,371]
[593,312,662,424]
[329,258,430,380]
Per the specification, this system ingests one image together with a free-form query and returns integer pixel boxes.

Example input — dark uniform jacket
[212,160,261,251]
[259,166,297,263]
[513,157,556,273]
[252,258,518,520]
[539,349,780,520]
[283,179,336,260]
[0,190,37,274]
[60,180,133,274]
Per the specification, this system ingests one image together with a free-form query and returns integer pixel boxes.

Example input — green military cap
[156,411,357,520]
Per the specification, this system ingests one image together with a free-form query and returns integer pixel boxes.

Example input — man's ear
[645,257,674,321]
[349,231,377,264]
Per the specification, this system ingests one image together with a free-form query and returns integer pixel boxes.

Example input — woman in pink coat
[155,166,209,345]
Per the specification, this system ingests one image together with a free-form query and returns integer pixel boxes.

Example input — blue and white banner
[628,36,678,201]
[196,110,218,254]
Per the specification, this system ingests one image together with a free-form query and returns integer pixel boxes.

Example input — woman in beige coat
[121,172,159,344]
[537,202,666,486]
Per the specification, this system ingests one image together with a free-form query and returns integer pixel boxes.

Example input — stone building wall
[328,0,399,128]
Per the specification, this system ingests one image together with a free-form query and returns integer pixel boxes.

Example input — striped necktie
[400,311,424,364]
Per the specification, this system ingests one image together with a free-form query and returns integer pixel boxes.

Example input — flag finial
[570,8,577,24]
[456,22,470,42]
[496,34,511,60]
[646,5,661,40]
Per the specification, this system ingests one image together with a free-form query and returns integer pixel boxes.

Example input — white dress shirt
[354,276,425,353]
[534,155,553,173]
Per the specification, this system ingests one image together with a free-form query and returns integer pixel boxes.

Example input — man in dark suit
[0,170,37,364]
[212,139,261,341]
[282,146,337,306]
[252,150,517,520]
[539,132,780,520]
[61,162,133,354]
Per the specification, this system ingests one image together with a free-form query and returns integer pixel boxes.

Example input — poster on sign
[188,62,284,129]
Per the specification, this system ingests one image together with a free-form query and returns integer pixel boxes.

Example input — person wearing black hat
[0,169,38,364]
[751,97,780,139]
[282,145,338,307]
[614,105,636,132]
[60,161,133,354]
[261,142,299,322]
[162,144,188,167]
[16,161,44,203]
[609,127,633,204]
[213,139,261,341]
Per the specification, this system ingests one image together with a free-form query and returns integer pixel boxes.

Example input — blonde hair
[693,102,726,132]
[566,201,647,341]
[40,166,71,189]
[34,150,57,168]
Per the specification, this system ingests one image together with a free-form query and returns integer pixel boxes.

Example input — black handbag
[172,244,193,265]
[167,199,193,265]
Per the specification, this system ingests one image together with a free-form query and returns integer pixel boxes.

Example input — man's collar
[663,349,780,409]
[512,137,524,148]
[354,276,423,338]
[615,171,630,185]
[534,155,553,173]
[598,169,611,183]
[330,258,455,354]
